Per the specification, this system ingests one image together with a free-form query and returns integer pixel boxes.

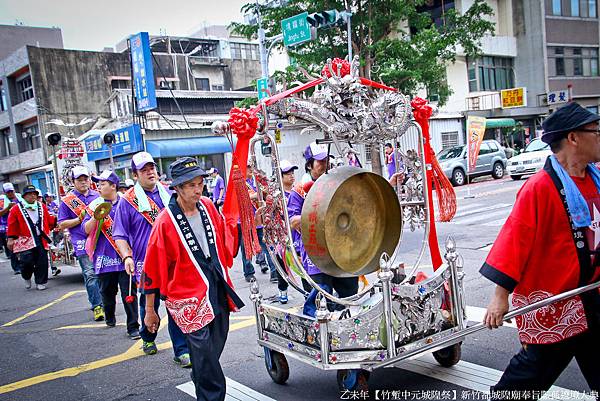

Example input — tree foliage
[231,0,495,105]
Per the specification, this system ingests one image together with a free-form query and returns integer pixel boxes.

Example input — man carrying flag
[143,157,245,401]
[114,152,191,366]
[58,166,104,321]
[83,170,140,339]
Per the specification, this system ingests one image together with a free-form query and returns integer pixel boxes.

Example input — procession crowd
[1,102,600,401]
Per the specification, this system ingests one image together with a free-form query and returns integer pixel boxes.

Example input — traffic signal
[45,132,61,146]
[306,9,346,29]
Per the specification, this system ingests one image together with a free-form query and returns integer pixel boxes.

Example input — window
[211,84,224,91]
[230,42,259,60]
[590,0,597,17]
[0,128,12,157]
[488,142,499,152]
[553,0,562,15]
[0,84,7,112]
[572,0,580,15]
[157,79,176,90]
[195,78,210,91]
[587,105,599,113]
[110,79,130,89]
[441,131,459,149]
[478,143,493,155]
[19,123,40,152]
[16,74,34,103]
[549,46,599,76]
[467,57,515,92]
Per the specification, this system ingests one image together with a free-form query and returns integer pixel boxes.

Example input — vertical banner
[130,32,157,112]
[466,116,487,172]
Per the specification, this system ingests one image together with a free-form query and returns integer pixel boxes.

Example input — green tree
[231,0,495,105]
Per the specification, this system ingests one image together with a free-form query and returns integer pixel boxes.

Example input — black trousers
[312,273,359,311]
[492,329,600,400]
[98,271,139,334]
[185,312,230,401]
[18,246,48,285]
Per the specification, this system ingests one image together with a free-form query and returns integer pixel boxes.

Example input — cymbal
[301,166,401,277]
[93,202,112,220]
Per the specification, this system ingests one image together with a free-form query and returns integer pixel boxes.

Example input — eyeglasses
[578,128,600,136]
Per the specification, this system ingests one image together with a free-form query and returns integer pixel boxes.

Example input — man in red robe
[143,157,245,401]
[481,102,600,399]
[7,185,52,290]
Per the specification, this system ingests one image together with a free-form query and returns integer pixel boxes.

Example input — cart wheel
[264,348,289,384]
[337,369,370,392]
[433,342,462,367]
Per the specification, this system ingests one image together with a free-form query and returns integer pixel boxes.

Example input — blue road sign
[130,32,157,112]
[84,124,144,162]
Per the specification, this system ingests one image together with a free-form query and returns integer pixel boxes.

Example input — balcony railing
[465,92,502,111]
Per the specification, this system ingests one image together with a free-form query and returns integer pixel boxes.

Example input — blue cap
[542,102,600,144]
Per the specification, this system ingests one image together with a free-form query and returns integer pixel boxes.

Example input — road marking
[54,323,126,330]
[454,209,510,226]
[1,290,86,327]
[0,316,256,395]
[401,354,594,400]
[466,305,516,328]
[177,377,276,401]
[482,217,507,227]
[453,204,511,219]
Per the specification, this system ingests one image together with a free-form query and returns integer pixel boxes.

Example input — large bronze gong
[301,166,402,277]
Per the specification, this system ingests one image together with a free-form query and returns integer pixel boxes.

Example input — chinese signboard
[84,124,144,162]
[501,87,527,109]
[282,12,312,47]
[466,116,487,172]
[130,32,157,112]
[257,77,269,101]
[547,89,569,105]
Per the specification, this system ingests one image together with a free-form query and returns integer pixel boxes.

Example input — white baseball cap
[125,178,135,187]
[71,166,90,179]
[131,152,155,171]
[280,160,298,173]
[2,183,15,193]
[303,142,330,161]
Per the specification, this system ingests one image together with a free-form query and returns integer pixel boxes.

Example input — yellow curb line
[1,290,86,328]
[0,316,256,395]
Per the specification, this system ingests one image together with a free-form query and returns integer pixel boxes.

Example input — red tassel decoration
[231,164,261,259]
[430,151,457,222]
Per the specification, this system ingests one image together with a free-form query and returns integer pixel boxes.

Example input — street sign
[84,124,144,162]
[547,89,569,105]
[257,77,269,100]
[500,87,527,109]
[130,32,157,112]
[282,12,312,47]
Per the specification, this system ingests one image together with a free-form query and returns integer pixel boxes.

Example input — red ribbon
[321,58,351,78]
[411,97,442,269]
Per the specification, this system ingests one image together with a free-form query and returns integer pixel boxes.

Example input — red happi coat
[7,202,52,252]
[481,168,600,344]
[143,196,240,333]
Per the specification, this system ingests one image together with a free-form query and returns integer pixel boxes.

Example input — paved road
[0,176,597,401]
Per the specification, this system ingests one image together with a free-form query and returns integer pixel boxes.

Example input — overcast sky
[0,0,250,51]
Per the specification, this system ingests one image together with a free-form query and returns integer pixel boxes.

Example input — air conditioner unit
[158,81,171,89]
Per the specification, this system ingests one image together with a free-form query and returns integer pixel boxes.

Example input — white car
[506,139,552,180]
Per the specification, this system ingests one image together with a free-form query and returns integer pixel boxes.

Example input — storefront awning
[146,137,233,158]
[485,118,516,129]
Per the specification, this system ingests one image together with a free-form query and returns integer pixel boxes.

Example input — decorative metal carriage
[211,57,470,391]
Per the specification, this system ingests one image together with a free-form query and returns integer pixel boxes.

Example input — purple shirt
[287,190,320,276]
[46,201,59,216]
[58,190,100,257]
[212,175,225,203]
[0,197,20,233]
[82,197,123,275]
[386,152,396,179]
[112,185,172,282]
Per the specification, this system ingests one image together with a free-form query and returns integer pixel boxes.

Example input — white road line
[482,217,508,227]
[402,354,595,400]
[177,377,277,401]
[455,202,484,212]
[453,209,510,225]
[453,203,511,219]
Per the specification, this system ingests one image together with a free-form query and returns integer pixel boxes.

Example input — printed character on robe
[113,152,191,366]
[57,166,104,322]
[143,157,245,401]
[7,185,52,290]
[0,183,23,274]
[273,159,299,304]
[238,163,276,282]
[481,102,600,400]
[83,170,140,339]
[209,168,225,210]
[287,142,359,317]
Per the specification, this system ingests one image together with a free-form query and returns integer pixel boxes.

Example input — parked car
[506,138,552,180]
[437,139,508,186]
